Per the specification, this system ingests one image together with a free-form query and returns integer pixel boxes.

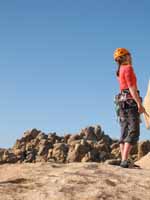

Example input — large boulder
[12,129,41,151]
[22,129,41,143]
[67,140,91,162]
[48,143,68,163]
[24,149,37,163]
[94,125,104,140]
[94,143,110,153]
[64,134,71,143]
[12,148,26,162]
[67,134,82,144]
[84,126,97,141]
[48,132,63,144]
[0,149,6,164]
[37,139,53,156]
[2,149,18,163]
[80,125,104,142]
[138,140,150,160]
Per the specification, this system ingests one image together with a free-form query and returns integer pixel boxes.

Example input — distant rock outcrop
[0,125,150,164]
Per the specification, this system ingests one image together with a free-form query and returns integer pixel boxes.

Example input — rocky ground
[0,160,150,200]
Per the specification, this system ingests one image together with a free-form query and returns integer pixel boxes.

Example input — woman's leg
[122,142,132,161]
[120,142,132,168]
[120,142,132,161]
[121,107,139,163]
[120,143,124,159]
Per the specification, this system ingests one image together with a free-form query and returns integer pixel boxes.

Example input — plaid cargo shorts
[119,100,140,145]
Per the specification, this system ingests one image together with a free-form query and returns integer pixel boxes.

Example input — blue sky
[0,0,150,148]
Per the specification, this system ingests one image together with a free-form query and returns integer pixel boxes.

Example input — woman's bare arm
[128,86,145,113]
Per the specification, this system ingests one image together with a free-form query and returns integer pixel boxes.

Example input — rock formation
[0,125,150,164]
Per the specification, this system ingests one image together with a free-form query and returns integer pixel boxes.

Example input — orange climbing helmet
[113,48,130,60]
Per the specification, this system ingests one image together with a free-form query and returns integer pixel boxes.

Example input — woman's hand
[128,86,145,114]
[137,103,145,114]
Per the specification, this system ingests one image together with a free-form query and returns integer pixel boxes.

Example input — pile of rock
[0,125,150,164]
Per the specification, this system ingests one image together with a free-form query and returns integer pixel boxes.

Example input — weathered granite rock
[12,148,26,162]
[23,129,41,142]
[67,134,82,144]
[24,149,37,163]
[111,147,121,159]
[83,126,97,141]
[2,149,18,163]
[111,142,119,150]
[138,140,150,160]
[48,132,63,144]
[94,143,110,153]
[0,149,7,164]
[64,134,71,143]
[37,139,53,156]
[67,139,92,162]
[50,143,69,163]
[1,125,148,164]
[130,144,138,157]
[94,125,104,140]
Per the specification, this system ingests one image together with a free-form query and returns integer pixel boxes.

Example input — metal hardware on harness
[120,89,133,102]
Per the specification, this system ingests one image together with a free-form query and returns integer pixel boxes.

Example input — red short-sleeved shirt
[118,64,137,91]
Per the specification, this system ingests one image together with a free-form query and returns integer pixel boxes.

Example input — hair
[115,54,130,77]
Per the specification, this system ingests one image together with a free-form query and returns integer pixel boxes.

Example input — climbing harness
[114,89,141,120]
